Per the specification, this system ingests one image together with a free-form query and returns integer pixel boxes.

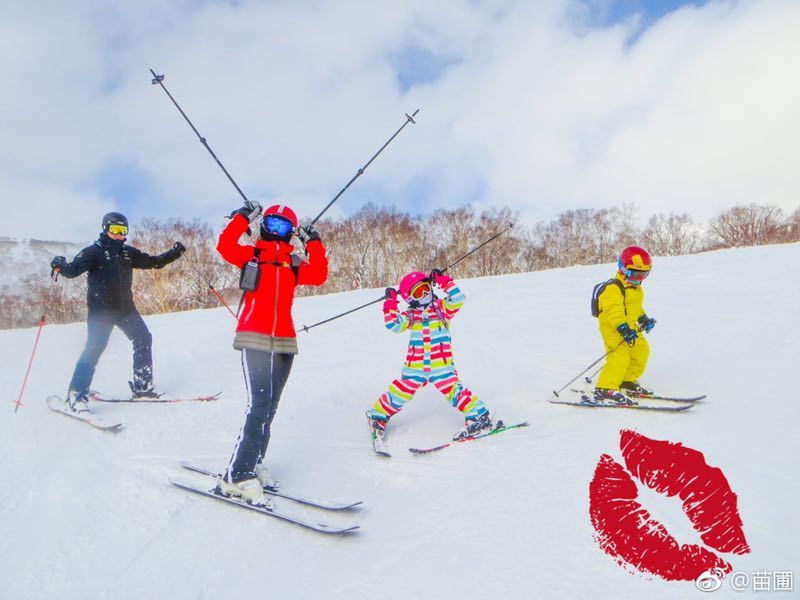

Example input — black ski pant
[68,309,153,397]
[227,349,294,483]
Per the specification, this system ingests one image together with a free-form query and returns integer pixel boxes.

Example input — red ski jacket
[216,215,328,354]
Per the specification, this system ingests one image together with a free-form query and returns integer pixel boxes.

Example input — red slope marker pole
[14,314,47,413]
[208,284,237,319]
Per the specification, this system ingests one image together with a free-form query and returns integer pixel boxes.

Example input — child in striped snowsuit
[369,269,498,441]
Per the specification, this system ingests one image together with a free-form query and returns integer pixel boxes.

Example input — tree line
[1,202,798,329]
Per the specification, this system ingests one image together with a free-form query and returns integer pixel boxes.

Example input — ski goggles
[623,268,650,284]
[409,281,432,300]
[263,215,294,238]
[107,224,128,236]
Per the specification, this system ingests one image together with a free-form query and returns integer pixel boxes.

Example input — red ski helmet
[618,246,652,285]
[263,204,298,227]
[398,271,429,302]
[260,204,298,240]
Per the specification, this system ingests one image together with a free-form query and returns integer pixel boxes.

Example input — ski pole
[581,325,645,385]
[552,340,624,398]
[308,109,419,227]
[14,315,47,413]
[300,296,385,333]
[300,222,514,332]
[208,284,238,319]
[584,363,604,385]
[150,69,254,209]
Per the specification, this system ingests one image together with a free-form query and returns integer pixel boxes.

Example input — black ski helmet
[102,212,128,232]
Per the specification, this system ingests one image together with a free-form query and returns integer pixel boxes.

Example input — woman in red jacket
[216,202,328,507]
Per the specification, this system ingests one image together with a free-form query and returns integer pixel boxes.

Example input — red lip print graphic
[589,430,750,581]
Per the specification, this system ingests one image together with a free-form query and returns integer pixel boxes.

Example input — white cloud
[1,0,798,241]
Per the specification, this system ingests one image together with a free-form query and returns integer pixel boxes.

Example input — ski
[89,391,221,403]
[46,395,124,432]
[170,478,360,535]
[550,392,693,412]
[624,392,706,403]
[179,462,363,511]
[366,410,391,458]
[569,388,705,404]
[409,421,530,455]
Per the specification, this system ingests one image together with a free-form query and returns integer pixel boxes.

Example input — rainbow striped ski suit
[371,277,487,422]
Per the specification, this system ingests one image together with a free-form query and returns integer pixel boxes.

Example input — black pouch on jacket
[239,254,261,292]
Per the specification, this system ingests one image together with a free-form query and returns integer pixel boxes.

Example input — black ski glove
[638,314,656,333]
[429,268,450,286]
[617,323,638,345]
[230,201,263,223]
[297,224,321,244]
[173,242,186,257]
[50,256,67,270]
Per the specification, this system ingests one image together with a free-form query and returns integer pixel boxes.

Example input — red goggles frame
[409,281,431,299]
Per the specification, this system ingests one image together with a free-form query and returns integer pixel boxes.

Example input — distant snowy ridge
[0,236,87,291]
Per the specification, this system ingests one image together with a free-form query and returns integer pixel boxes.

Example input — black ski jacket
[58,234,182,315]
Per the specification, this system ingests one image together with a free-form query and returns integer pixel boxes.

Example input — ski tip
[339,525,361,534]
[408,445,448,455]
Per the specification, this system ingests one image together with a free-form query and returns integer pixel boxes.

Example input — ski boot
[128,381,162,399]
[453,412,500,441]
[65,390,90,414]
[592,388,636,406]
[255,463,279,490]
[620,381,653,397]
[218,476,273,509]
[368,412,388,440]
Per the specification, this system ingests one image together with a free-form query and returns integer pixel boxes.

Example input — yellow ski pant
[596,327,650,390]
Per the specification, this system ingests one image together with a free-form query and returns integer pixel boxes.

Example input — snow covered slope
[1,243,798,599]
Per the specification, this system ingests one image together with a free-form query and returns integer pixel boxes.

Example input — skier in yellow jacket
[593,246,657,403]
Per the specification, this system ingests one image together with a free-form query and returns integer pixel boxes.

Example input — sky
[1,0,799,241]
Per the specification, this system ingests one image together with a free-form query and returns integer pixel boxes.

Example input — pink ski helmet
[398,271,429,302]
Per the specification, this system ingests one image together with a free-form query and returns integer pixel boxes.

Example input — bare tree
[129,218,237,315]
[708,204,786,248]
[531,205,639,268]
[782,206,800,243]
[642,213,704,256]
[4,200,797,330]
[316,204,425,292]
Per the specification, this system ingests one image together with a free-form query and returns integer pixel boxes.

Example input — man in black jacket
[50,212,186,413]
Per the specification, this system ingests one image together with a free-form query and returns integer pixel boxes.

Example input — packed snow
[1,243,798,599]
